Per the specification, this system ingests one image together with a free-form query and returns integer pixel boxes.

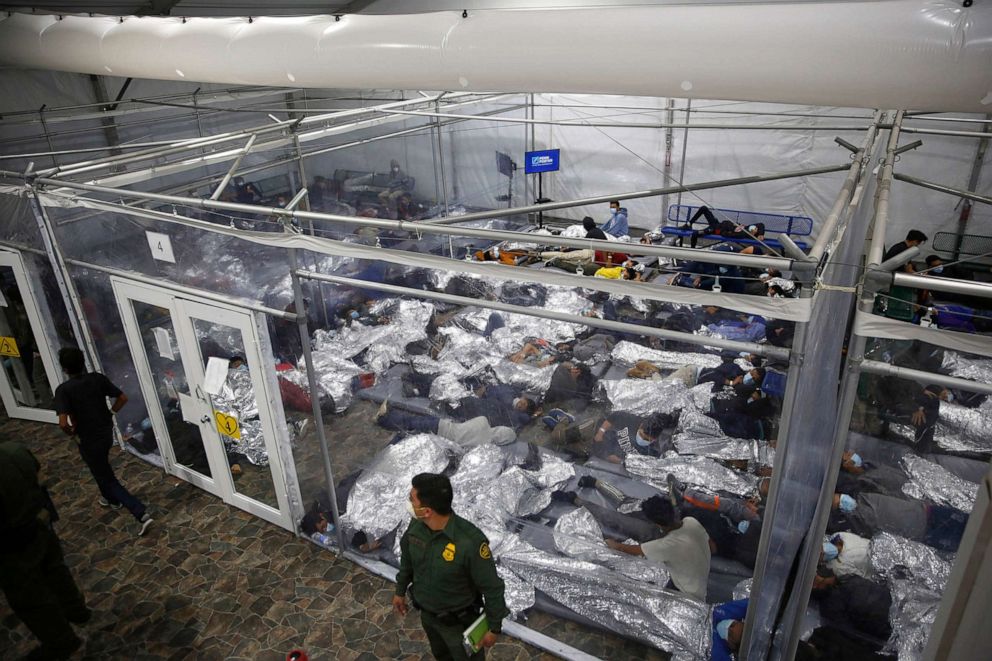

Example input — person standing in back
[53,347,153,537]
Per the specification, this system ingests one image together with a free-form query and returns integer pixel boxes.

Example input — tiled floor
[0,412,554,660]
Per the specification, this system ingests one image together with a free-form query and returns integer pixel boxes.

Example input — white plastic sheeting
[1,3,990,111]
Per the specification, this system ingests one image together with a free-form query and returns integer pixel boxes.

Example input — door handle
[200,415,211,424]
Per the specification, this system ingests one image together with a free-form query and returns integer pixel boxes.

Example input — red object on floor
[278,376,312,412]
[287,651,308,661]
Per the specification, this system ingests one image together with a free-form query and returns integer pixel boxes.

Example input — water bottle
[311,527,334,546]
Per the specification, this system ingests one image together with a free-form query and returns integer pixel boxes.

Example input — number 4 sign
[146,231,176,263]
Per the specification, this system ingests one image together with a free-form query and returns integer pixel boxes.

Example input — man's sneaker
[98,498,123,510]
[666,473,685,507]
[541,408,575,429]
[138,514,154,537]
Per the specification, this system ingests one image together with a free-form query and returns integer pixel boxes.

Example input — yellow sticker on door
[214,411,241,440]
[0,336,20,358]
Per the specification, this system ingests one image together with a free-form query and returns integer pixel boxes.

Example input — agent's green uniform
[396,513,509,661]
[0,441,88,658]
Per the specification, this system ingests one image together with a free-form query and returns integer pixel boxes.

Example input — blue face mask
[849,453,863,468]
[945,392,955,403]
[931,266,943,274]
[822,541,839,562]
[350,310,360,320]
[634,430,652,448]
[737,520,750,534]
[839,494,857,513]
[743,373,754,386]
[235,364,248,372]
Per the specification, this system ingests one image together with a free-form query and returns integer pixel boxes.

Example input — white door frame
[0,249,62,424]
[112,277,297,532]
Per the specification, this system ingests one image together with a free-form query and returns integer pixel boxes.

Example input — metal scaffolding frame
[4,83,990,661]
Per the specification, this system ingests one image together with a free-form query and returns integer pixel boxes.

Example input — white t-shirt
[827,532,872,578]
[641,517,711,600]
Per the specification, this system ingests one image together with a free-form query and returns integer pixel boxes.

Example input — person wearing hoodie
[602,200,629,238]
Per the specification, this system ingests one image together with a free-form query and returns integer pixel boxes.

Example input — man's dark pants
[0,525,87,655]
[78,434,145,521]
[421,609,484,661]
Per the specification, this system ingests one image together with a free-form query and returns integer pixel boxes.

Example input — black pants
[78,435,146,521]
[0,525,87,655]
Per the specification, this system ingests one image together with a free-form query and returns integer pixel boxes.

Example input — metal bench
[932,231,992,262]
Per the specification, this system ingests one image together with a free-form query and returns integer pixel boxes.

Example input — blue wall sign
[524,149,560,174]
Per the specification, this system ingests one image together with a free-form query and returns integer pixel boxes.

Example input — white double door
[0,249,62,424]
[113,278,296,531]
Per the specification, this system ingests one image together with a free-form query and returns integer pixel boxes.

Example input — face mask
[931,266,943,274]
[945,392,955,403]
[743,373,754,386]
[634,430,652,448]
[718,266,728,274]
[512,397,522,408]
[140,418,153,431]
[233,364,247,373]
[737,520,750,534]
[406,501,425,519]
[611,208,619,215]
[822,541,839,562]
[839,494,857,513]
[350,311,360,320]
[849,453,863,468]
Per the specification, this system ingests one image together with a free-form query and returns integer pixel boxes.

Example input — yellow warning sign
[0,336,20,358]
[214,410,241,440]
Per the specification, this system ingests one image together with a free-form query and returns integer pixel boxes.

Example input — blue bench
[660,205,813,251]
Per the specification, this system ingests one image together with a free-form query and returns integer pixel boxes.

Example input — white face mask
[945,392,954,403]
[406,501,424,518]
[635,430,652,448]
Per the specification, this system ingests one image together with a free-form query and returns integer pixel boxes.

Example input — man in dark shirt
[1,441,90,660]
[53,348,153,537]
[811,567,892,640]
[590,411,674,463]
[881,229,928,269]
[583,216,607,241]
[393,473,509,660]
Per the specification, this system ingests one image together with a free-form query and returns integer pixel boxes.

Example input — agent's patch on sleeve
[479,542,491,559]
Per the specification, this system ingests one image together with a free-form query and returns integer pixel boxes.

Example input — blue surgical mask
[822,541,839,562]
[634,430,652,448]
[743,373,754,386]
[737,520,750,534]
[235,364,248,373]
[945,392,955,403]
[839,494,857,513]
[350,310,360,320]
[931,266,943,274]
[849,453,863,468]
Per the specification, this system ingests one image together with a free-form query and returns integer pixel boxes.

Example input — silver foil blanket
[553,508,671,586]
[883,578,942,661]
[311,298,435,373]
[341,434,460,540]
[458,304,584,345]
[941,351,992,384]
[673,433,759,462]
[499,545,712,660]
[732,578,753,601]
[210,368,267,466]
[891,397,992,454]
[869,532,953,593]
[900,454,978,512]
[610,340,721,371]
[435,326,558,395]
[601,379,694,417]
[626,454,758,498]
[306,351,363,412]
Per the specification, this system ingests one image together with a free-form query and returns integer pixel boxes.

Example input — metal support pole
[210,135,257,200]
[675,99,690,209]
[25,188,103,376]
[861,360,992,395]
[38,106,59,169]
[27,172,820,271]
[429,106,443,211]
[434,100,450,217]
[527,93,535,207]
[424,163,849,227]
[287,253,347,553]
[662,98,675,222]
[953,114,991,260]
[892,172,992,208]
[807,110,885,260]
[295,270,791,360]
[192,87,204,138]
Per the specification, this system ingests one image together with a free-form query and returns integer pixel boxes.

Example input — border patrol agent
[1,440,90,660]
[393,472,509,660]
